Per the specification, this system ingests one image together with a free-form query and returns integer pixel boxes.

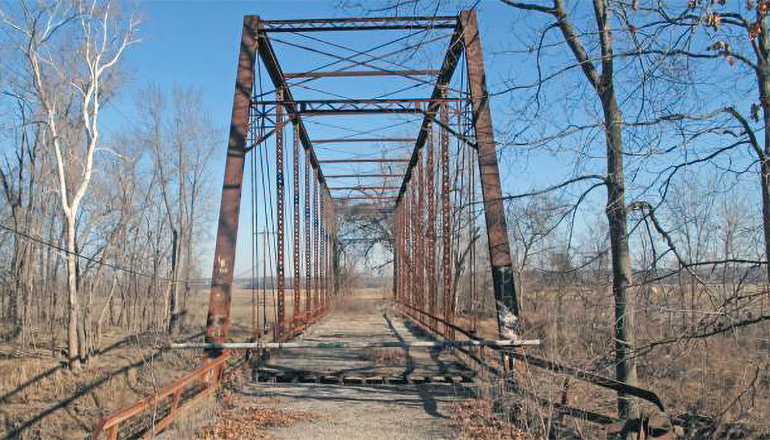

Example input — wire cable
[0,223,210,285]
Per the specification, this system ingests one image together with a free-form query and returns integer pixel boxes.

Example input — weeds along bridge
[92,12,667,440]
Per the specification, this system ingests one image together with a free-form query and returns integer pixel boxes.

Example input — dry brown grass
[449,398,539,440]
[331,288,389,314]
[0,286,363,439]
[0,330,208,439]
[458,282,770,438]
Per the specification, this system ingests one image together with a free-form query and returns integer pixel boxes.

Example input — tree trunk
[96,274,118,356]
[758,50,770,421]
[755,16,770,415]
[760,156,770,420]
[80,281,94,364]
[65,213,80,370]
[602,89,638,420]
[168,228,179,333]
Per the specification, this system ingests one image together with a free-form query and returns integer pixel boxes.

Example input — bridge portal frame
[204,11,522,364]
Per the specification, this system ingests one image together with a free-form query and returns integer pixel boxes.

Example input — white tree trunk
[65,213,80,369]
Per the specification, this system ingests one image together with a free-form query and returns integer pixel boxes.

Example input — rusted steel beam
[301,109,423,116]
[91,354,232,440]
[406,189,413,312]
[468,136,478,332]
[320,191,326,312]
[397,203,404,304]
[314,171,320,315]
[342,203,396,208]
[262,16,458,24]
[332,203,339,297]
[336,196,397,200]
[275,88,286,337]
[461,10,521,326]
[269,32,451,92]
[313,138,416,143]
[328,202,333,304]
[324,174,403,179]
[339,206,395,214]
[318,159,410,164]
[261,16,457,32]
[259,98,465,105]
[244,129,275,153]
[255,22,328,189]
[265,24,453,32]
[293,119,301,327]
[426,127,437,332]
[285,69,439,78]
[205,16,259,348]
[325,187,332,306]
[326,198,333,304]
[305,150,312,323]
[460,11,525,380]
[440,88,453,338]
[172,339,540,349]
[328,186,401,191]
[396,16,465,203]
[415,150,425,325]
[392,203,399,301]
[399,195,405,307]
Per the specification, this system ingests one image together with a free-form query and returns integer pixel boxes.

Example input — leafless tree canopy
[0,1,218,372]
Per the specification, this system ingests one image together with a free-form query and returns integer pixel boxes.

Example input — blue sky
[100,0,763,278]
[104,0,539,277]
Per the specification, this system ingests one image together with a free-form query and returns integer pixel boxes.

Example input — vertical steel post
[293,118,301,327]
[461,10,520,330]
[408,187,415,315]
[395,203,404,304]
[305,150,312,322]
[329,200,333,303]
[426,127,437,332]
[403,201,408,309]
[440,86,453,338]
[393,203,399,302]
[327,200,333,302]
[461,11,524,379]
[314,172,320,316]
[332,202,338,297]
[412,180,419,317]
[416,151,425,324]
[328,199,333,303]
[205,16,259,348]
[395,203,402,305]
[403,191,410,313]
[275,87,286,337]
[468,126,478,332]
[320,190,326,312]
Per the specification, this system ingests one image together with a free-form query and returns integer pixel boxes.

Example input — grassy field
[1,282,767,439]
[0,286,329,439]
[477,283,770,438]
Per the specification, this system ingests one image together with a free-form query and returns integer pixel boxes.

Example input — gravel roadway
[229,289,477,440]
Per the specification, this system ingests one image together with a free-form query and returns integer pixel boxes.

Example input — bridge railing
[90,353,230,440]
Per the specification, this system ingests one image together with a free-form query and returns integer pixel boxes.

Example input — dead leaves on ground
[449,399,527,440]
[195,406,322,440]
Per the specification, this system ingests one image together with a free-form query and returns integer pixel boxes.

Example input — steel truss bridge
[91,12,667,440]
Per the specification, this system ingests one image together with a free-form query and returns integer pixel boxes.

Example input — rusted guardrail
[90,309,329,440]
[91,353,231,440]
[397,302,668,435]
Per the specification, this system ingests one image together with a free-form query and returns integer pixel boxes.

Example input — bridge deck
[233,289,476,440]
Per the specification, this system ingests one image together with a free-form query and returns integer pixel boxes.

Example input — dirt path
[228,290,475,440]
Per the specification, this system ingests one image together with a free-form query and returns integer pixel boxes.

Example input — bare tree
[2,0,139,368]
[500,0,640,420]
[137,83,217,333]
